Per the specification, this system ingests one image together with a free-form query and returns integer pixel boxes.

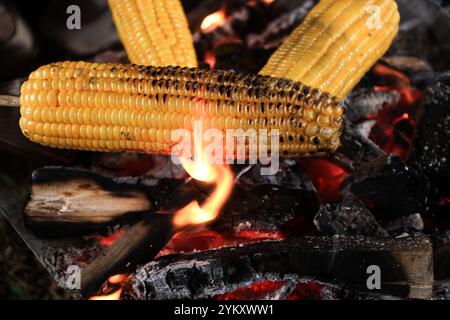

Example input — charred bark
[132,235,433,300]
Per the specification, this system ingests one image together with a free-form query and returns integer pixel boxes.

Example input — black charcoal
[341,155,430,219]
[408,82,450,197]
[314,198,388,237]
[386,213,424,237]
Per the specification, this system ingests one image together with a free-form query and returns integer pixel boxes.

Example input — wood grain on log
[24,167,182,237]
[132,235,433,300]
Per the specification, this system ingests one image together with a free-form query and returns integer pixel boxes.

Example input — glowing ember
[89,289,122,300]
[301,159,348,203]
[97,230,125,246]
[373,64,416,104]
[158,229,225,256]
[287,282,324,300]
[369,64,423,158]
[215,281,285,300]
[234,229,283,241]
[204,51,217,68]
[108,274,128,285]
[201,10,226,32]
[89,274,128,300]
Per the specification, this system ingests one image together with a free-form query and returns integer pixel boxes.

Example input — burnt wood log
[131,235,433,299]
[24,167,182,237]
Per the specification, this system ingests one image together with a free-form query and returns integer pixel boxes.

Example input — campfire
[0,0,449,302]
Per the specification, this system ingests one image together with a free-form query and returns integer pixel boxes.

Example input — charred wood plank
[131,235,433,299]
[24,167,182,237]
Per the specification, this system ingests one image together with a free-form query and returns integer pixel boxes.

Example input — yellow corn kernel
[259,0,400,98]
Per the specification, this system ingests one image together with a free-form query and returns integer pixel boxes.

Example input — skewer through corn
[108,0,197,67]
[19,61,343,158]
[259,0,400,99]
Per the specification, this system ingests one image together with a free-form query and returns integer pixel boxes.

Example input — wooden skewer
[0,95,20,108]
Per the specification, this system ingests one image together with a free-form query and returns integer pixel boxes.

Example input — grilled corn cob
[108,0,197,67]
[259,0,400,99]
[19,61,343,158]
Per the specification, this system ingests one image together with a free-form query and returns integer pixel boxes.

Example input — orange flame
[204,51,217,68]
[201,10,226,32]
[173,134,233,228]
[89,289,122,300]
[88,274,128,300]
[108,274,128,284]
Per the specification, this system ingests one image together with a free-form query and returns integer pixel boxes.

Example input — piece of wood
[0,95,20,108]
[24,167,182,237]
[26,169,150,229]
[131,235,434,299]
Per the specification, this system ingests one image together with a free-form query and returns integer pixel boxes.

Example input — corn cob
[108,0,197,67]
[259,0,400,99]
[19,61,343,158]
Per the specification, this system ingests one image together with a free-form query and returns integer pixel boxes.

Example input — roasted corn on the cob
[19,61,343,158]
[259,0,400,98]
[108,0,197,67]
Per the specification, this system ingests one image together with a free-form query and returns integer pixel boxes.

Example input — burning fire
[201,10,226,32]
[89,274,128,300]
[173,157,234,228]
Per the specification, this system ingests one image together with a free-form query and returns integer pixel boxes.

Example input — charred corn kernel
[19,61,343,158]
[108,0,197,67]
[259,0,400,99]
